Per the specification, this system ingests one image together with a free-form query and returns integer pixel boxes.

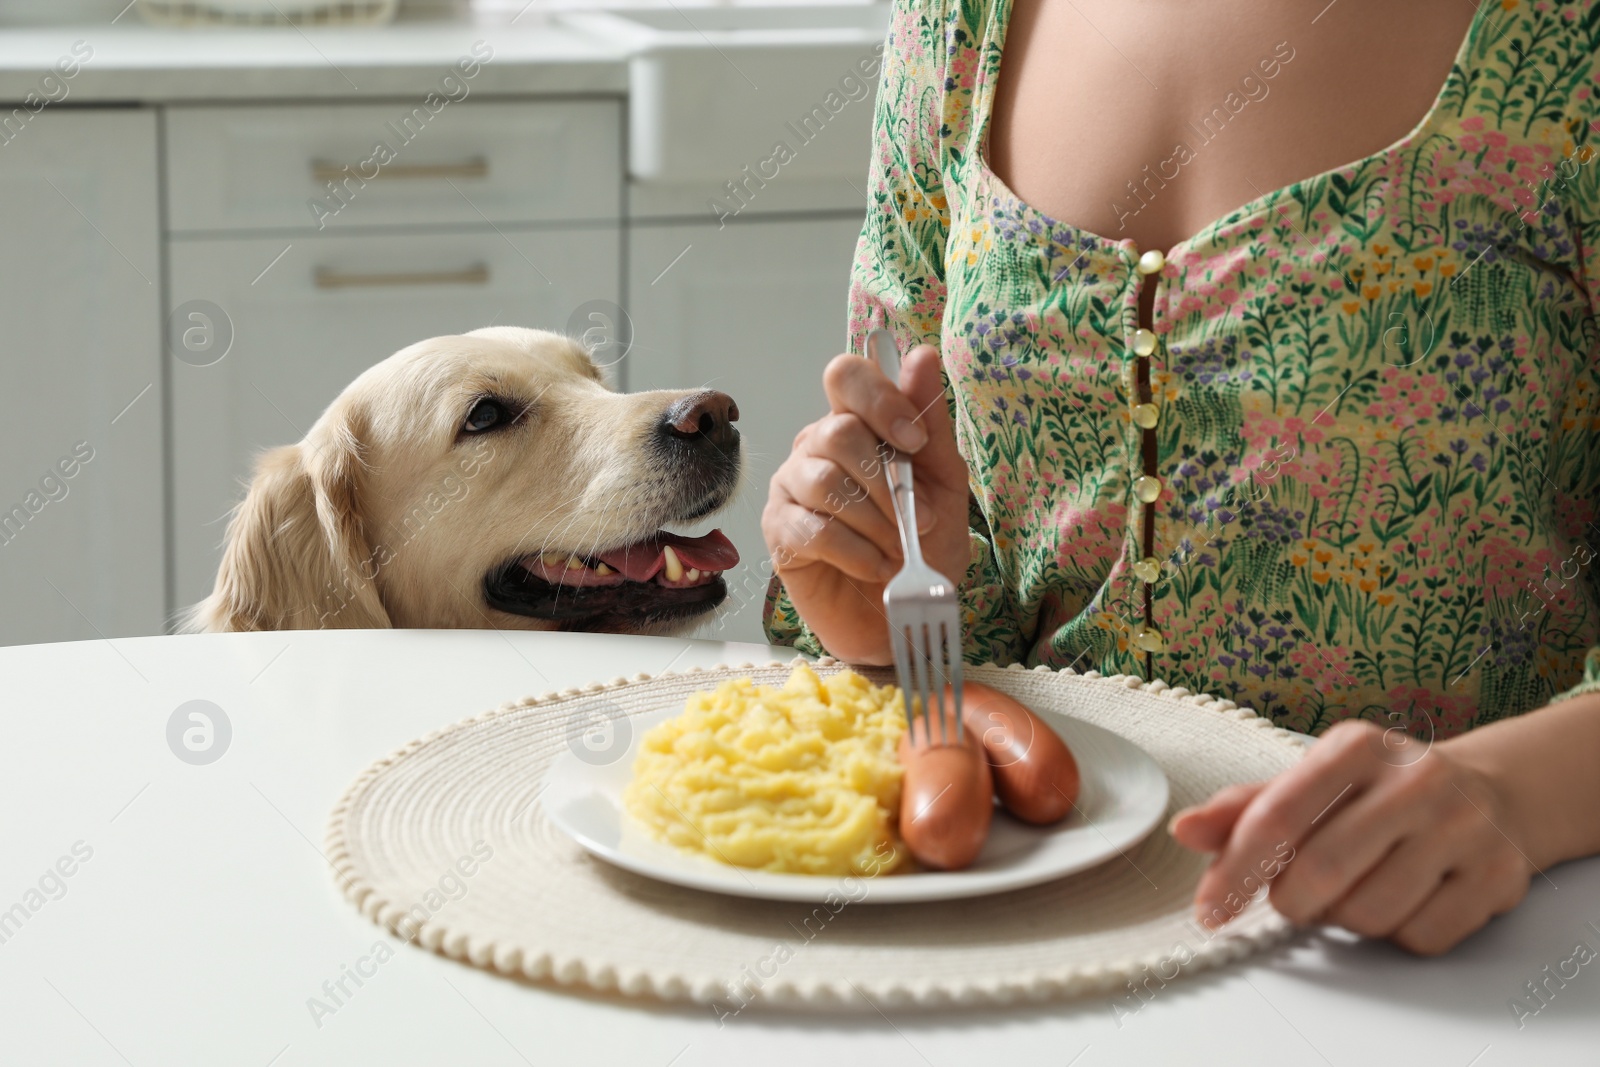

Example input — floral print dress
[765,0,1600,738]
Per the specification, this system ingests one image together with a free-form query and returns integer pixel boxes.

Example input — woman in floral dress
[762,0,1600,953]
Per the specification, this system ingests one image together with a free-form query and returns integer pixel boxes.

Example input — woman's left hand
[1169,719,1536,955]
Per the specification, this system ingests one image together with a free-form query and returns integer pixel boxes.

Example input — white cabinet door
[0,110,164,647]
[169,227,620,609]
[166,100,623,233]
[625,214,862,644]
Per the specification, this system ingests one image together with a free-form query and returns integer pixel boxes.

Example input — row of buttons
[1129,247,1166,656]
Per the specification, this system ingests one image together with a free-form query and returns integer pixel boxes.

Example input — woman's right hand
[762,343,972,665]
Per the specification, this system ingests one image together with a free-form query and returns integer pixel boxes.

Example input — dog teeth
[536,551,598,573]
[662,545,684,582]
[686,568,700,582]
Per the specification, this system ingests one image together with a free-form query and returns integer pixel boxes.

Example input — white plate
[542,698,1170,904]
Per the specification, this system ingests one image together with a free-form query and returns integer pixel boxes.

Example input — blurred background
[0,0,889,646]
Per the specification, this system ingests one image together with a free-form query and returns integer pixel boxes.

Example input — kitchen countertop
[0,14,631,102]
[1,628,1595,1065]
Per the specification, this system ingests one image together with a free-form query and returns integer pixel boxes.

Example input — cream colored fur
[183,327,739,633]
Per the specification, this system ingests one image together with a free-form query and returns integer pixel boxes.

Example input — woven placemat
[325,657,1306,1009]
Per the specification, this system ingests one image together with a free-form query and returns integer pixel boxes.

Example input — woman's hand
[1169,719,1536,955]
[762,344,971,665]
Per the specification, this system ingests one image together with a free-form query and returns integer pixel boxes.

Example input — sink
[560,2,891,185]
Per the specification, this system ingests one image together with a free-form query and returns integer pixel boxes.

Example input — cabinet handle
[314,265,490,289]
[309,158,489,183]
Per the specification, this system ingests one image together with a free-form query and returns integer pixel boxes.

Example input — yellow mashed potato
[623,663,909,876]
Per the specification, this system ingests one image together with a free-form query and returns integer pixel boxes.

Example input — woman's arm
[763,0,1025,666]
[1170,692,1600,955]
[1449,690,1600,868]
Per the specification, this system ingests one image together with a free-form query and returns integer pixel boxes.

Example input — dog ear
[185,413,391,632]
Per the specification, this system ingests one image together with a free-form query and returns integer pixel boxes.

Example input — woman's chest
[934,0,1599,590]
[939,0,1592,446]
[984,0,1479,254]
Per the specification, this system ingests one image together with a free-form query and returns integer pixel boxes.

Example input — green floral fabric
[765,0,1600,738]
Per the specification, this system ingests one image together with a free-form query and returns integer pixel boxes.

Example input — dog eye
[462,398,511,434]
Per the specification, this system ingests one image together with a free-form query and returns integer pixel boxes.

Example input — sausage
[952,681,1080,825]
[896,714,992,870]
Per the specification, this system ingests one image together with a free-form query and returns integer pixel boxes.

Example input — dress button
[1132,403,1159,429]
[1132,625,1166,653]
[1132,328,1158,357]
[1137,249,1166,275]
[1133,475,1162,503]
[1133,556,1161,583]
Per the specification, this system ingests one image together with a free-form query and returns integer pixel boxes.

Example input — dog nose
[662,390,739,448]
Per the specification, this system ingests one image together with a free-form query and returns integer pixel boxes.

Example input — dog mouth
[483,529,740,627]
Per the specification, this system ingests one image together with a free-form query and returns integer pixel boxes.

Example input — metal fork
[866,328,966,748]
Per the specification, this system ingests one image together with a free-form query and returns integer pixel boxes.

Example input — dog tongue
[595,529,739,581]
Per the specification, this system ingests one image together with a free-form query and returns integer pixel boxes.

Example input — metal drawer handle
[309,158,489,183]
[314,265,490,289]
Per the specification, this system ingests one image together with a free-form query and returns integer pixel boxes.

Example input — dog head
[186,326,743,633]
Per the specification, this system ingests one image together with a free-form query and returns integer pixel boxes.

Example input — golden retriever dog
[184,326,742,633]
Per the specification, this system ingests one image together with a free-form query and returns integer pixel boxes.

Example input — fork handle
[885,456,921,563]
[867,330,925,565]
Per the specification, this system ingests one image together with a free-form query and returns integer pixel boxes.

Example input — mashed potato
[623,663,909,876]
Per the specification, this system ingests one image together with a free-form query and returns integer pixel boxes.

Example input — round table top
[1,628,1593,1065]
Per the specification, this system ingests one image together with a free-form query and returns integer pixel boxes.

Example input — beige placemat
[325,657,1305,1009]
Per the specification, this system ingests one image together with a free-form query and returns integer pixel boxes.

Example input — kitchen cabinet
[0,110,164,647]
[625,213,864,641]
[165,100,623,233]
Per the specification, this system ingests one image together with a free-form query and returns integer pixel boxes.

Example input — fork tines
[891,614,965,748]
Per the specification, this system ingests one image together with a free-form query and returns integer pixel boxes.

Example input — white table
[1,630,1594,1065]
